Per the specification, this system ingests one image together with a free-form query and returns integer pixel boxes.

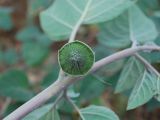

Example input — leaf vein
[85,0,125,22]
[50,15,74,29]
[66,0,82,14]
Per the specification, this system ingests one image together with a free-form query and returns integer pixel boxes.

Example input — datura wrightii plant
[4,0,160,120]
[39,0,160,119]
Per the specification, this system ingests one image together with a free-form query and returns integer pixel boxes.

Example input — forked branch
[4,45,160,120]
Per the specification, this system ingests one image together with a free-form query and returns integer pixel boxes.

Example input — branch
[4,45,160,120]
[69,0,92,42]
[51,91,64,109]
[65,94,84,119]
[91,45,160,72]
[135,54,160,77]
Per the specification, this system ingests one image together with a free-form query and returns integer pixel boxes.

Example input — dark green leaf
[16,26,40,42]
[77,75,106,102]
[147,99,160,111]
[16,26,53,46]
[3,49,18,65]
[4,102,23,116]
[41,65,59,88]
[0,7,13,30]
[0,69,34,101]
[22,42,50,66]
[115,57,144,93]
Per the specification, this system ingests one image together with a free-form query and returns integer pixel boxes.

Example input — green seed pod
[58,40,95,76]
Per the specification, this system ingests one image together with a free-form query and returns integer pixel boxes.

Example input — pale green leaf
[23,104,60,120]
[40,0,134,40]
[80,105,119,120]
[127,70,157,110]
[115,57,144,93]
[154,11,160,17]
[128,5,158,43]
[98,5,158,48]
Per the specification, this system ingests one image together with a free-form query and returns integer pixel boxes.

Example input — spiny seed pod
[58,40,95,76]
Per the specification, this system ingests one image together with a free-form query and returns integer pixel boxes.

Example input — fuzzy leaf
[80,105,119,120]
[40,0,134,40]
[115,57,144,93]
[127,70,159,110]
[98,5,158,48]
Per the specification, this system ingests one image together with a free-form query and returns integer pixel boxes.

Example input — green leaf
[141,51,160,63]
[16,26,40,42]
[98,5,158,48]
[115,57,144,93]
[58,98,74,113]
[0,51,3,63]
[137,0,160,13]
[17,26,52,66]
[3,49,19,65]
[147,98,160,111]
[154,11,160,18]
[16,26,53,46]
[94,45,125,74]
[23,104,60,120]
[80,105,119,120]
[40,0,134,40]
[0,69,34,101]
[0,49,19,65]
[4,102,22,116]
[128,5,158,44]
[0,7,13,30]
[28,0,54,17]
[22,42,50,66]
[127,70,158,110]
[41,65,59,88]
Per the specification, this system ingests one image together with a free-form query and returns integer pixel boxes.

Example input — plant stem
[69,0,92,43]
[52,91,64,109]
[135,54,160,77]
[4,45,160,120]
[65,95,85,120]
[91,45,160,72]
